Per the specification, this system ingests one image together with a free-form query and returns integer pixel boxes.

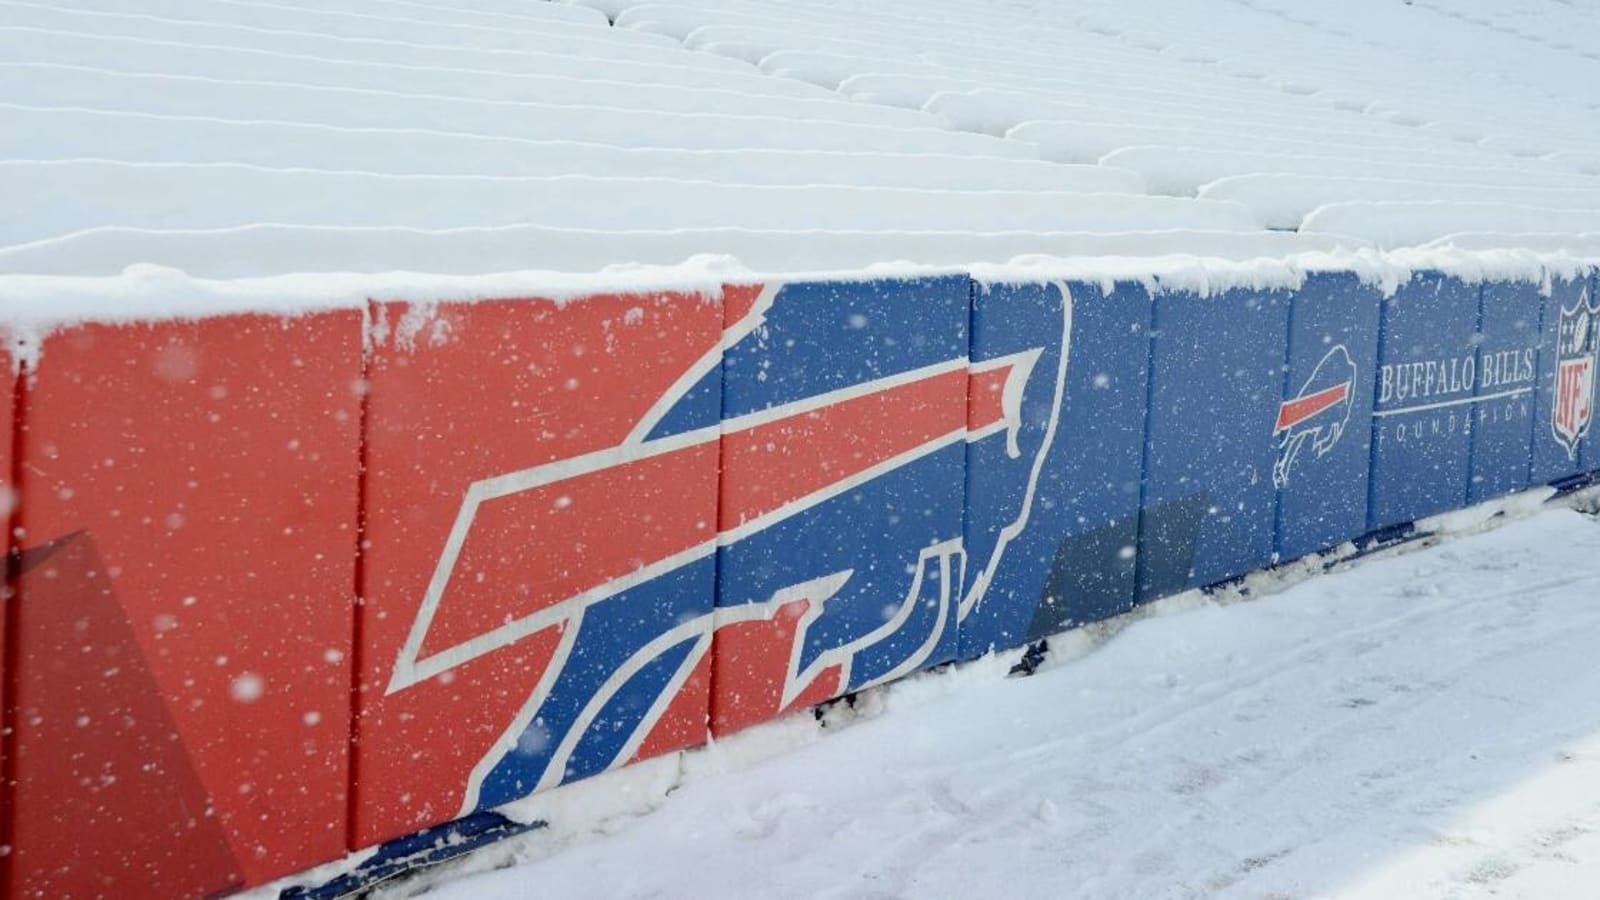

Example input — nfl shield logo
[1554,288,1600,461]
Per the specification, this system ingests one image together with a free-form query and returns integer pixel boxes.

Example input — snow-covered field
[405,500,1600,899]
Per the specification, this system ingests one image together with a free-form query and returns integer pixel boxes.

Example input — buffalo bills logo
[1274,344,1357,488]
[377,279,1071,817]
[1554,288,1598,461]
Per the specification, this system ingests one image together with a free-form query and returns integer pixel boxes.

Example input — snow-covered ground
[404,501,1600,899]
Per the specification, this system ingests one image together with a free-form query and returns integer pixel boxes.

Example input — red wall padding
[5,313,362,897]
[353,291,725,846]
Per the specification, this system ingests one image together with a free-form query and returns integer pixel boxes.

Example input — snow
[0,259,741,330]
[1422,233,1600,260]
[0,229,1359,281]
[928,88,1444,142]
[48,0,692,63]
[1201,175,1600,232]
[1304,202,1600,250]
[15,238,1597,330]
[1011,120,1530,170]
[7,0,1600,279]
[289,0,613,28]
[0,65,1029,158]
[0,3,821,95]
[1102,147,1599,198]
[403,499,1600,900]
[0,108,1127,189]
[0,39,935,127]
[0,164,1257,243]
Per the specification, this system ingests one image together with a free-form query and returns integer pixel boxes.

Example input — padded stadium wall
[0,252,1597,898]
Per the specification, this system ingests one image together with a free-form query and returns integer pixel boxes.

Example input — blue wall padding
[1273,271,1383,561]
[1139,284,1292,599]
[1469,280,1543,503]
[1367,273,1481,529]
[716,276,971,692]
[959,279,1152,658]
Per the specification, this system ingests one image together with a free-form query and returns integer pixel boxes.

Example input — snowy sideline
[369,493,1600,899]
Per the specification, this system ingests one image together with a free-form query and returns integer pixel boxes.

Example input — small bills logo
[1553,288,1599,461]
[1274,345,1357,488]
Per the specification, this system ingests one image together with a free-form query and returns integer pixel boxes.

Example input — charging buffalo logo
[1554,288,1599,461]
[1273,345,1357,488]
[363,278,1071,831]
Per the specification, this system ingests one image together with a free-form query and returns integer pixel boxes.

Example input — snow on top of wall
[2,0,1598,300]
[971,245,1595,299]
[1,243,1590,341]
[0,256,743,331]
